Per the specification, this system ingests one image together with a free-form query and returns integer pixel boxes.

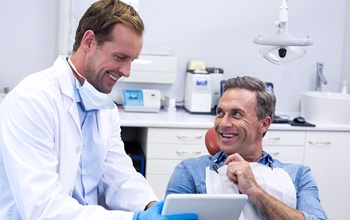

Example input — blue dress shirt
[165,151,328,220]
[72,76,102,206]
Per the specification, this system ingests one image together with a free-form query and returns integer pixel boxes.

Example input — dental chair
[204,127,220,156]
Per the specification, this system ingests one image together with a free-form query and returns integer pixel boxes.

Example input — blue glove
[133,200,198,220]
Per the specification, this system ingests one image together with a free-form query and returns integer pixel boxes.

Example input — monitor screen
[220,80,226,96]
[265,82,274,93]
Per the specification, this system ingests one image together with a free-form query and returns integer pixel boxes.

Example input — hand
[133,200,198,220]
[224,153,259,196]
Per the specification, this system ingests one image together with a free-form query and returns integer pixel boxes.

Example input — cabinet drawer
[148,128,207,144]
[147,143,208,159]
[263,131,305,146]
[263,146,304,163]
[146,159,182,174]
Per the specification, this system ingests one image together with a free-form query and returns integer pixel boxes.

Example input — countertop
[119,108,350,132]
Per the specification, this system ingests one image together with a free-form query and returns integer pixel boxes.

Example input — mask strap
[68,57,86,81]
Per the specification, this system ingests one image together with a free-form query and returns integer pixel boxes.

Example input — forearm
[248,187,305,220]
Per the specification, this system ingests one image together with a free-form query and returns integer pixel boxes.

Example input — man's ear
[81,30,96,52]
[260,116,272,135]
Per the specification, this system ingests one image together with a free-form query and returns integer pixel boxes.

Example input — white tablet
[162,194,248,220]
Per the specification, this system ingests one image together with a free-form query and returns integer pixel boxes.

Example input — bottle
[341,80,348,94]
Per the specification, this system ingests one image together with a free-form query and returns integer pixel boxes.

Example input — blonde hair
[72,0,144,52]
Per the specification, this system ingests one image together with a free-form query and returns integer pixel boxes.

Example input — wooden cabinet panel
[304,131,350,220]
[147,128,207,144]
[263,145,304,164]
[263,131,305,146]
[146,128,208,198]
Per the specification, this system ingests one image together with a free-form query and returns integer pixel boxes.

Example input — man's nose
[119,61,132,78]
[219,114,232,127]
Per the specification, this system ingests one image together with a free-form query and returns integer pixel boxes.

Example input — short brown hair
[72,0,144,52]
[224,76,276,121]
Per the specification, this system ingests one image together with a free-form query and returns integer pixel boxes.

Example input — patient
[166,76,328,220]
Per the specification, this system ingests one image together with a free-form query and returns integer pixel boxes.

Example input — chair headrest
[204,127,220,156]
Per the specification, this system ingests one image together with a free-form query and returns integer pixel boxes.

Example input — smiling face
[80,23,143,94]
[214,88,270,161]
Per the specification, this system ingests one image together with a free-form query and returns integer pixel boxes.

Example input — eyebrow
[216,106,245,115]
[231,108,245,115]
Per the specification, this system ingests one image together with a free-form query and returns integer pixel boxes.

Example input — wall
[0,0,347,115]
[341,1,350,85]
[0,1,58,90]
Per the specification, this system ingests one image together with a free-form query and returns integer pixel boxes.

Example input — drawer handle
[176,151,202,157]
[269,152,280,156]
[308,141,331,145]
[263,137,281,142]
[176,135,203,141]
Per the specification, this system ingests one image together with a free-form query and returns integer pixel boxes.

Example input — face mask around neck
[68,58,115,111]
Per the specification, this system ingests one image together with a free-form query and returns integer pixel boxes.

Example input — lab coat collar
[53,56,83,195]
[54,56,81,128]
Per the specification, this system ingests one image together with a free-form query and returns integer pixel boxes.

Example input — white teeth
[108,73,118,81]
[222,133,233,138]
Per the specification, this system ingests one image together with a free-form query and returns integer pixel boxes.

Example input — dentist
[0,1,197,220]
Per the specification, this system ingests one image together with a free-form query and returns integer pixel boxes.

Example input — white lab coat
[0,56,158,220]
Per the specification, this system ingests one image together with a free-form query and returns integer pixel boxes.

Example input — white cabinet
[263,131,305,164]
[304,131,350,220]
[145,127,208,199]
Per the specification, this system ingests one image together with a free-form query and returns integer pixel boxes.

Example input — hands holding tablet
[133,200,198,220]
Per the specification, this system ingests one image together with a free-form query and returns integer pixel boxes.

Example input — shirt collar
[211,150,274,167]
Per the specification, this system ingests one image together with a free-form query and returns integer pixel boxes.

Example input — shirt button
[75,147,81,153]
[82,170,89,176]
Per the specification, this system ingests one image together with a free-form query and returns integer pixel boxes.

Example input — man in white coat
[0,1,197,220]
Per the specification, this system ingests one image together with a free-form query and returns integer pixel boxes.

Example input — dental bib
[206,163,296,220]
[68,58,115,111]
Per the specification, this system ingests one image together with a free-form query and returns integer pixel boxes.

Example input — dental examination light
[253,0,313,65]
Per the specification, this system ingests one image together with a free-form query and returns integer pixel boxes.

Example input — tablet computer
[162,194,248,220]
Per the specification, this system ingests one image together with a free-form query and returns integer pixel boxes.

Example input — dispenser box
[184,71,212,114]
[184,60,212,114]
[119,55,177,84]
